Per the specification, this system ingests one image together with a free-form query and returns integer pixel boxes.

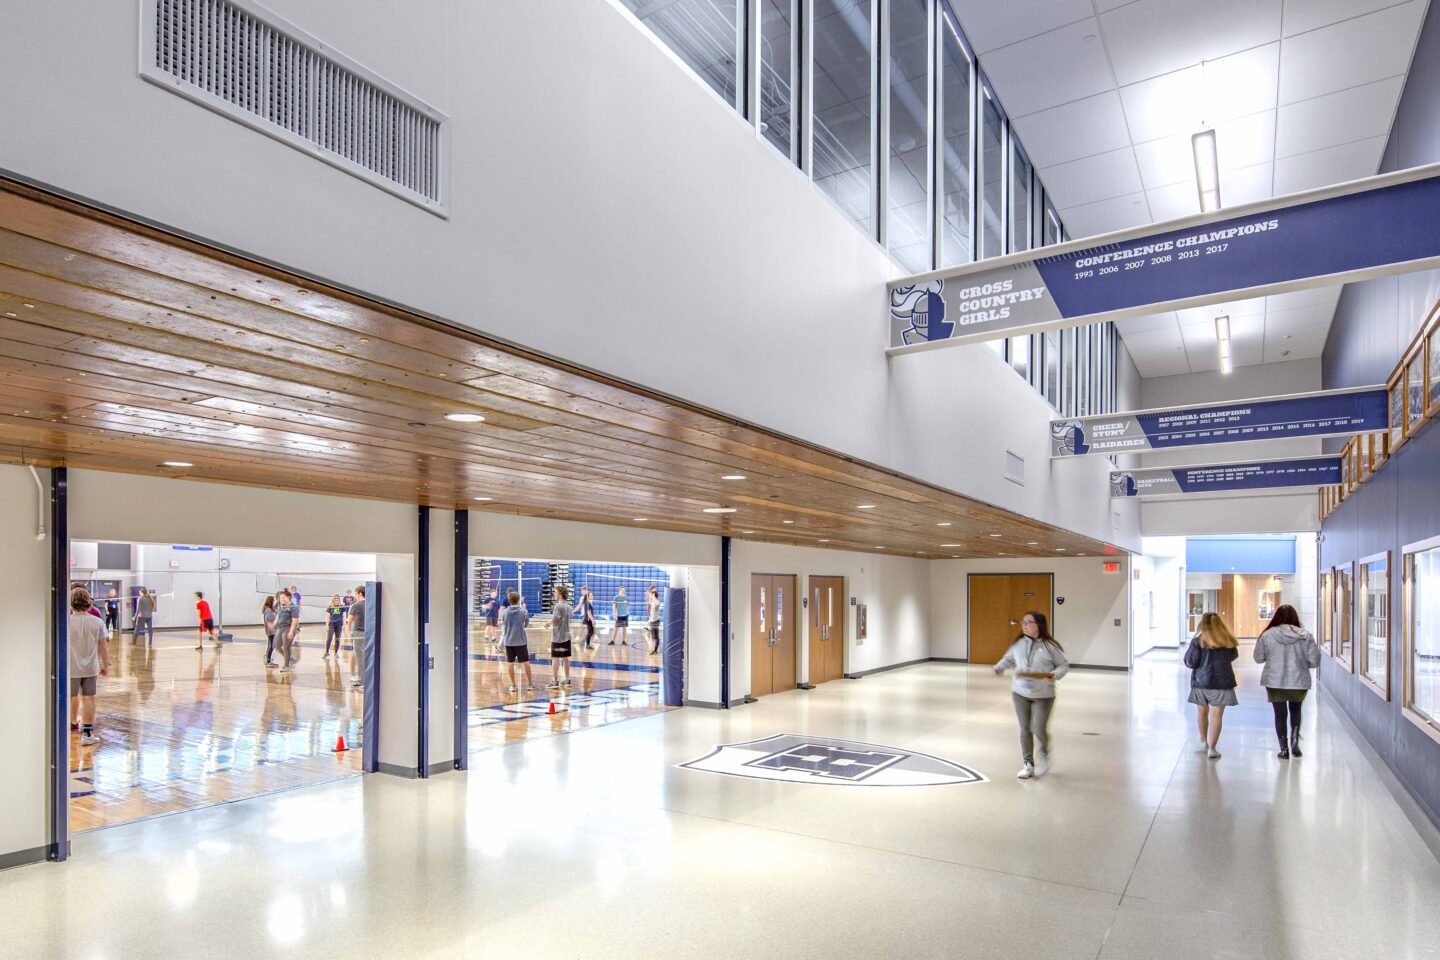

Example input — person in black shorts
[548,586,574,689]
[578,586,596,650]
[500,589,533,694]
[104,589,121,635]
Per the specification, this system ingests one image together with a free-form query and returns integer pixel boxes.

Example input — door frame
[805,573,846,684]
[750,571,800,699]
[965,572,1055,662]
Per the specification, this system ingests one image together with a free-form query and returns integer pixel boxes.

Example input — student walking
[579,586,597,650]
[348,585,368,688]
[1184,612,1239,759]
[262,595,279,667]
[993,610,1070,779]
[69,587,110,746]
[549,586,575,689]
[610,586,631,648]
[104,589,121,635]
[1254,604,1322,759]
[194,591,219,648]
[324,595,345,658]
[501,588,534,695]
[274,590,299,674]
[133,587,155,645]
[646,586,663,656]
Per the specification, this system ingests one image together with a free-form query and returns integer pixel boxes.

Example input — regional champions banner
[889,164,1440,351]
[1052,387,1387,457]
[1109,456,1343,498]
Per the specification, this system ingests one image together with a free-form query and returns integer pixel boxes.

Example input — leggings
[583,620,596,645]
[1271,700,1303,741]
[1012,693,1055,765]
[327,621,342,652]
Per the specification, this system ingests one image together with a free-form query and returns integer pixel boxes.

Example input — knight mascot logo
[1051,419,1090,456]
[891,279,953,346]
[1110,473,1137,497]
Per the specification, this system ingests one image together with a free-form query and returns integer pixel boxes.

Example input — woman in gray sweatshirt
[1253,604,1322,760]
[993,610,1070,780]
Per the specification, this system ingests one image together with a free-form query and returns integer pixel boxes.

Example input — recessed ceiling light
[857,504,877,510]
[473,496,493,502]
[741,530,756,534]
[937,522,952,527]
[951,555,961,558]
[1027,541,1039,546]
[782,520,795,524]
[875,545,885,549]
[818,539,830,543]
[407,421,426,428]
[721,474,747,481]
[1192,128,1221,212]
[444,413,485,423]
[1055,548,1067,552]
[160,461,193,468]
[703,507,737,514]
[989,533,1003,538]
[633,517,649,522]
[941,543,961,547]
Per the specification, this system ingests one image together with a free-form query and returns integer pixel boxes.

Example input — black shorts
[504,645,529,663]
[551,641,572,659]
[616,616,629,626]
[202,618,215,632]
[70,676,97,696]
[485,616,499,627]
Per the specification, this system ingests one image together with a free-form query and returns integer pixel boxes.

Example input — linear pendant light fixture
[1192,129,1221,212]
[1215,315,1233,374]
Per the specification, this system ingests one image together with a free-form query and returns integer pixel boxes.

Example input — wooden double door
[750,574,797,698]
[968,574,1053,664]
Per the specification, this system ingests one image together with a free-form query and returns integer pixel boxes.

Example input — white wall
[0,0,1132,554]
[683,566,722,706]
[1132,536,1186,654]
[0,466,51,863]
[469,513,719,568]
[426,509,456,770]
[929,556,1132,668]
[729,541,931,697]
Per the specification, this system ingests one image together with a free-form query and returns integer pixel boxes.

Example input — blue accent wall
[1186,536,1296,574]
[1319,0,1440,831]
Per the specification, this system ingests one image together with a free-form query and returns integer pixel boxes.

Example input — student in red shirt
[194,591,219,649]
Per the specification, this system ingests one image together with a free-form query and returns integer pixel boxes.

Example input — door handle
[770,628,777,646]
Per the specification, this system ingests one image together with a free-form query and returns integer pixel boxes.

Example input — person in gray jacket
[1253,604,1322,760]
[993,610,1070,780]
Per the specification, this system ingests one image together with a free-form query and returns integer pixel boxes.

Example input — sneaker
[350,677,362,687]
[79,732,99,746]
[1016,763,1035,780]
[265,661,277,668]
[508,686,518,694]
[280,667,292,675]
[526,686,537,693]
[194,642,203,649]
[70,723,80,733]
[1207,748,1221,759]
[562,678,572,686]
[546,680,560,688]
[1035,751,1052,776]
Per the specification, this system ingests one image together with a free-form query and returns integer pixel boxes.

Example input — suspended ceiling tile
[1114,312,1180,335]
[1134,135,1194,189]
[976,18,1115,117]
[1282,0,1414,36]
[950,0,1095,55]
[1265,286,1343,311]
[1039,147,1144,207]
[1010,91,1132,166]
[1275,75,1405,157]
[1177,297,1267,325]
[1273,135,1388,194]
[1277,0,1425,104]
[1145,181,1201,221]
[1100,0,1283,87]
[1056,191,1151,239]
[1130,345,1194,378]
[1221,161,1276,206]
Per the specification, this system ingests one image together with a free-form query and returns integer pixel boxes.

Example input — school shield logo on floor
[678,734,986,787]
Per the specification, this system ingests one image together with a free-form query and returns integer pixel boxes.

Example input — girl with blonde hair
[1183,612,1239,759]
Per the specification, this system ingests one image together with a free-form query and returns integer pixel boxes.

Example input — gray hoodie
[995,636,1071,699]
[1253,624,1321,689]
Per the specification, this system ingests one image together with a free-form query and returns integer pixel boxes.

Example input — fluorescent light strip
[1192,129,1220,212]
[1215,315,1233,374]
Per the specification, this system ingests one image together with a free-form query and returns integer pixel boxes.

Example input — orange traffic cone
[333,734,348,752]
[547,700,557,715]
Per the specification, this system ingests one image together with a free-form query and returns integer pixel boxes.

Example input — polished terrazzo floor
[12,651,1438,959]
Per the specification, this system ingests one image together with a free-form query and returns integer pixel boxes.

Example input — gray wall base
[0,846,49,872]
[377,762,420,779]
[683,699,725,709]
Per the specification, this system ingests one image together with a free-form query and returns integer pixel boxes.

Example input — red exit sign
[1103,561,1120,574]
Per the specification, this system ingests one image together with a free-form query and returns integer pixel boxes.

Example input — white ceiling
[957,0,1430,377]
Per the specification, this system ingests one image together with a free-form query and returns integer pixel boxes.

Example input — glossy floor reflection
[71,626,362,831]
[9,654,1438,958]
[466,624,671,751]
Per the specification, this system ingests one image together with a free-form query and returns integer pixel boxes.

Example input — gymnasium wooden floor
[72,620,670,831]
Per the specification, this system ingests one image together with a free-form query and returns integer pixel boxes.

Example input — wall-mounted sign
[1110,455,1343,497]
[889,163,1440,353]
[856,604,868,641]
[1053,387,1387,457]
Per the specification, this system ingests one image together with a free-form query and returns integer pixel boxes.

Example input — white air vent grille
[142,0,448,215]
[1005,451,1025,486]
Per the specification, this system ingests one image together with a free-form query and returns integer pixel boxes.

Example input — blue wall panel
[1185,536,1296,574]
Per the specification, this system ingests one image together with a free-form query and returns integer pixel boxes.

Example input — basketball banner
[1109,455,1343,498]
[1052,387,1387,457]
[889,164,1440,352]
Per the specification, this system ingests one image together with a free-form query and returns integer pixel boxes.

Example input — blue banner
[890,165,1440,350]
[1111,456,1342,497]
[1053,387,1387,456]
